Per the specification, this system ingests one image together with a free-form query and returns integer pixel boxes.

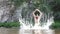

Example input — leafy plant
[0,21,20,28]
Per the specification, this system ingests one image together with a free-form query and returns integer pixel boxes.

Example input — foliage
[0,21,20,28]
[9,0,28,7]
[50,20,60,29]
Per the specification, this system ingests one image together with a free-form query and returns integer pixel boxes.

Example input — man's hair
[34,11,40,16]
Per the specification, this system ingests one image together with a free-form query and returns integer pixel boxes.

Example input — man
[33,9,43,26]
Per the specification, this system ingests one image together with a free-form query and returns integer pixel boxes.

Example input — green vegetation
[0,21,20,28]
[51,20,60,29]
[9,0,28,7]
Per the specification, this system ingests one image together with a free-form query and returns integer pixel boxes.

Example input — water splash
[15,2,55,34]
[42,16,54,29]
[19,16,55,34]
[17,6,54,29]
[19,16,54,30]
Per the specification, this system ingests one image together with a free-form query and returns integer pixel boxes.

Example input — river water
[0,27,59,34]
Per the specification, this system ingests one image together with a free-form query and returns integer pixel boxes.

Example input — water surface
[0,27,59,34]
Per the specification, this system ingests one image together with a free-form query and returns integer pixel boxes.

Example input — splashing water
[19,16,55,34]
[19,16,54,30]
[15,2,55,34]
[17,4,54,29]
[42,16,54,29]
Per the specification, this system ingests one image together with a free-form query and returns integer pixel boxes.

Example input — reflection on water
[55,29,60,34]
[0,27,59,34]
[0,27,19,34]
[20,29,55,34]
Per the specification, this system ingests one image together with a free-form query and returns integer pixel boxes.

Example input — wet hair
[34,11,40,16]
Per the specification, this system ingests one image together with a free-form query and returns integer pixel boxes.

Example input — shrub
[0,21,20,28]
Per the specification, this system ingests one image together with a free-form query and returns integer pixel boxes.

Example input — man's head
[34,11,40,16]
